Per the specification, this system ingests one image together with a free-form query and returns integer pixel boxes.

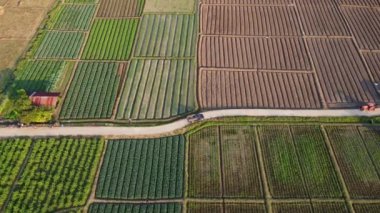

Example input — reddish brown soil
[337,0,380,6]
[363,52,380,82]
[97,0,141,17]
[201,0,294,4]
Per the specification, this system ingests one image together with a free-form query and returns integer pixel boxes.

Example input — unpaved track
[0,109,380,137]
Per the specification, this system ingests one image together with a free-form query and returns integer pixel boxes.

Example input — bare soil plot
[0,40,28,69]
[97,0,145,17]
[306,38,380,108]
[5,0,54,7]
[116,59,197,120]
[199,69,322,109]
[224,203,266,213]
[326,126,380,198]
[134,14,197,58]
[201,5,301,36]
[341,7,380,50]
[337,0,380,6]
[188,127,222,198]
[220,126,263,198]
[201,0,294,4]
[144,0,195,13]
[296,2,350,36]
[353,203,380,213]
[199,36,311,70]
[187,203,223,213]
[363,52,380,82]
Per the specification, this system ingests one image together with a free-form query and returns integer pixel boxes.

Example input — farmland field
[97,0,145,18]
[96,136,185,199]
[144,0,195,13]
[60,62,124,120]
[82,19,139,60]
[116,59,197,120]
[47,4,96,31]
[89,203,182,213]
[187,203,223,213]
[3,137,104,212]
[353,203,380,213]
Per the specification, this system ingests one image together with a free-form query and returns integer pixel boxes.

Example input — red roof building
[29,92,60,108]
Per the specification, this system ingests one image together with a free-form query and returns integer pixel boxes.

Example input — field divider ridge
[217,126,226,212]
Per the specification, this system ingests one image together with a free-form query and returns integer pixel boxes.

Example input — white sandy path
[1,109,380,137]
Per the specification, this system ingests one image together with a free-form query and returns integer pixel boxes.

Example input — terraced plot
[47,4,96,30]
[5,137,104,212]
[363,52,380,82]
[306,38,380,108]
[60,62,124,120]
[201,5,301,36]
[341,7,380,50]
[15,60,74,93]
[89,203,182,213]
[326,126,380,198]
[82,19,138,60]
[33,31,85,59]
[0,139,32,208]
[96,136,185,199]
[199,36,311,70]
[97,0,145,17]
[116,59,197,121]
[199,69,322,109]
[144,0,195,13]
[134,14,197,58]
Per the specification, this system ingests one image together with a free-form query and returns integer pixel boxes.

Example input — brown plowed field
[199,69,322,109]
[363,52,380,82]
[296,3,350,36]
[341,7,380,50]
[97,0,143,17]
[306,38,380,108]
[199,36,311,70]
[337,0,380,6]
[201,5,301,36]
[201,0,294,4]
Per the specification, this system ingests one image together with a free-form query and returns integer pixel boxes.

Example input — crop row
[47,4,96,31]
[96,136,185,199]
[60,62,123,120]
[89,203,182,213]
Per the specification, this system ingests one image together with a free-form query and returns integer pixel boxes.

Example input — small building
[29,92,60,108]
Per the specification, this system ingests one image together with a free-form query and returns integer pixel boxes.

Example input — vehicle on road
[187,113,204,123]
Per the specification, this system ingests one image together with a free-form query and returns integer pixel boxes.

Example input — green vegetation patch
[5,137,104,212]
[47,4,96,30]
[15,60,74,93]
[96,135,185,199]
[144,0,195,13]
[116,59,197,121]
[89,203,182,213]
[224,203,266,213]
[134,14,197,57]
[353,203,380,213]
[34,31,85,59]
[326,126,380,198]
[0,139,32,208]
[187,203,223,213]
[60,62,123,120]
[82,19,138,60]
[312,202,349,213]
[272,202,313,213]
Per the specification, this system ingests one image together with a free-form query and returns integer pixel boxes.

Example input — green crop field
[82,19,139,60]
[89,203,182,213]
[47,4,96,31]
[60,62,124,120]
[96,136,185,199]
[353,203,380,213]
[33,31,85,59]
[2,137,104,212]
[0,139,32,208]
[116,59,197,121]
[224,203,266,213]
[134,14,197,58]
[187,203,223,213]
[14,60,74,93]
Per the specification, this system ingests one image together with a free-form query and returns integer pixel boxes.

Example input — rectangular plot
[188,127,222,198]
[199,69,322,109]
[341,7,380,50]
[116,59,197,120]
[306,38,380,108]
[134,14,197,57]
[353,203,380,213]
[220,126,263,198]
[363,52,380,82]
[82,19,138,60]
[358,127,380,173]
[272,202,313,213]
[312,202,349,213]
[47,4,96,30]
[201,0,294,4]
[224,203,266,213]
[199,36,311,70]
[258,126,308,198]
[187,203,223,213]
[97,0,145,17]
[291,126,343,198]
[296,3,349,36]
[201,5,301,36]
[34,31,84,59]
[60,62,123,120]
[337,0,380,6]
[144,0,195,13]
[89,203,182,213]
[326,126,380,198]
[96,136,185,199]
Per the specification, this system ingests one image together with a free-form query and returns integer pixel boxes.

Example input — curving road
[0,109,379,137]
